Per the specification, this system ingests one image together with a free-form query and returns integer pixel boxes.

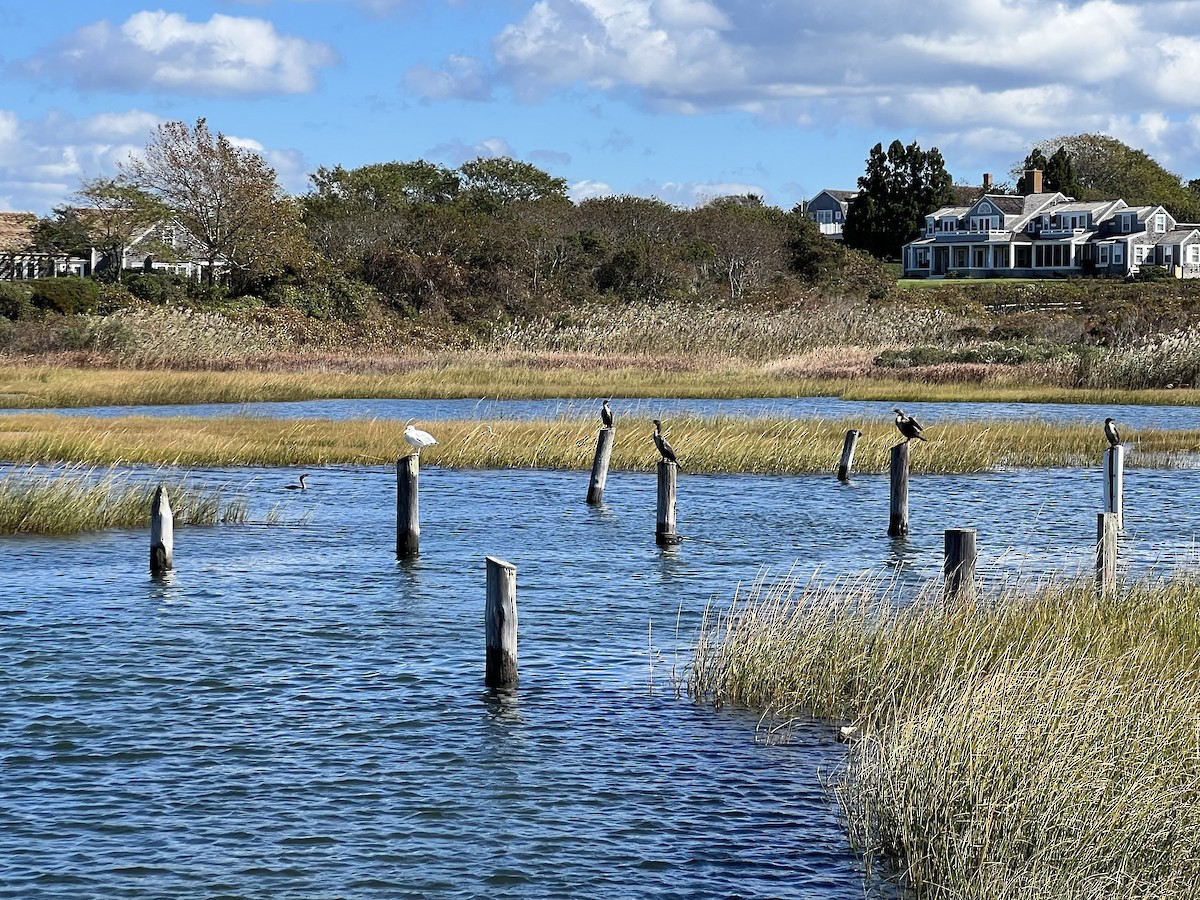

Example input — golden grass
[0,413,1197,473]
[689,571,1200,899]
[0,468,250,534]
[4,360,1200,409]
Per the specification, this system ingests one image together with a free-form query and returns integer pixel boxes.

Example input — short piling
[655,460,682,546]
[1096,511,1119,597]
[1103,445,1124,531]
[837,429,861,482]
[397,454,420,558]
[943,528,977,602]
[149,484,173,575]
[587,426,615,504]
[888,442,910,537]
[485,556,518,689]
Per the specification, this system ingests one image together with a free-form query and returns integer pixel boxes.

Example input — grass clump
[0,468,249,535]
[688,571,1200,899]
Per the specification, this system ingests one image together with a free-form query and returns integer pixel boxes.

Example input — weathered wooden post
[655,461,682,546]
[1096,511,1119,597]
[485,556,518,689]
[837,429,861,482]
[1103,445,1124,531]
[396,454,420,558]
[943,528,977,602]
[587,426,615,505]
[149,484,173,575]
[888,442,910,537]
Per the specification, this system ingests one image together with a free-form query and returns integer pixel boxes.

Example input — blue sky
[3,0,1200,215]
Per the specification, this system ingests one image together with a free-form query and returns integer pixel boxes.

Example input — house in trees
[0,210,227,282]
[806,189,858,239]
[0,212,87,281]
[902,169,1200,279]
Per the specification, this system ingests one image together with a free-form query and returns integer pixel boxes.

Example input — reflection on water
[3,461,1200,897]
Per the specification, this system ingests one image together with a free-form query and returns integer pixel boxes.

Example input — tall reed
[688,571,1200,899]
[0,468,249,534]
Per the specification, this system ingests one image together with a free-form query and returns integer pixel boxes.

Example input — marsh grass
[1,413,1198,473]
[4,361,1200,411]
[689,570,1200,899]
[0,468,250,534]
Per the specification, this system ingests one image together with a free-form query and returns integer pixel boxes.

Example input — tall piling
[485,556,518,689]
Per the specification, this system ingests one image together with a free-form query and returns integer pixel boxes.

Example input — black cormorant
[893,408,927,443]
[652,419,681,468]
[1104,417,1121,447]
[601,399,614,428]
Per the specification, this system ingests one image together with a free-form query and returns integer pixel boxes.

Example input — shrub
[0,283,34,320]
[28,277,100,315]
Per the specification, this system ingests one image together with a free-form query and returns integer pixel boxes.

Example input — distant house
[902,169,1200,279]
[0,210,227,283]
[806,189,858,240]
[0,212,87,280]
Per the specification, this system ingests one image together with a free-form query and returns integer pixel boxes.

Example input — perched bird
[652,419,681,469]
[600,399,614,428]
[403,419,439,456]
[1104,417,1121,447]
[893,407,927,443]
[284,473,309,490]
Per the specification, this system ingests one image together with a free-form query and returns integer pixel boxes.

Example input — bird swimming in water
[1104,417,1121,447]
[652,419,681,469]
[600,399,614,428]
[284,473,309,490]
[893,408,927,443]
[403,419,439,457]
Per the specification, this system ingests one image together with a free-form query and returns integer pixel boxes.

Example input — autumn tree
[123,118,311,287]
[844,140,954,259]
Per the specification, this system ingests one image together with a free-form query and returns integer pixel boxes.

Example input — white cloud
[411,0,1200,175]
[16,12,337,97]
[570,178,613,201]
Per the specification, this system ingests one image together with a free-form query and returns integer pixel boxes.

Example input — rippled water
[4,461,1200,898]
[6,395,1200,430]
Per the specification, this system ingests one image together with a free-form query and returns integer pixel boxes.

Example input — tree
[1043,146,1081,197]
[458,157,568,213]
[123,118,311,287]
[66,177,167,281]
[843,140,954,259]
[1016,148,1049,193]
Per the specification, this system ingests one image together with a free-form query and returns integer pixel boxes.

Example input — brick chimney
[1023,168,1043,195]
[982,173,993,192]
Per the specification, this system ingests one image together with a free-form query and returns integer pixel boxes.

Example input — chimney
[982,173,993,191]
[1023,168,1043,195]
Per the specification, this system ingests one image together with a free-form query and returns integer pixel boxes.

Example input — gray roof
[818,189,857,202]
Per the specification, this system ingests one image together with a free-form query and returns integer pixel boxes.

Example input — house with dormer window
[902,169,1200,279]
[806,189,858,239]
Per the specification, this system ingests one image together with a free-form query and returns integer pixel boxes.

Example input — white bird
[403,419,438,456]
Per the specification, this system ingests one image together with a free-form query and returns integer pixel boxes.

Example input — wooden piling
[887,442,910,537]
[1096,511,1118,597]
[655,460,682,546]
[943,528,977,602]
[149,484,173,575]
[1103,445,1124,531]
[485,556,518,689]
[396,454,420,558]
[586,426,615,505]
[837,429,861,482]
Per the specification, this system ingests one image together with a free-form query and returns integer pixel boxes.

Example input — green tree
[458,157,568,213]
[1016,148,1049,193]
[123,118,312,287]
[1043,146,1081,197]
[843,140,954,259]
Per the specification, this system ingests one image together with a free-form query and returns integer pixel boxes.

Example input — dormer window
[1155,213,1167,233]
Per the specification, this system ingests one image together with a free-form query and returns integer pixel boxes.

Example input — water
[4,462,1200,898]
[5,395,1200,430]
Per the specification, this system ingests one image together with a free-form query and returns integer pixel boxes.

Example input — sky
[3,0,1200,215]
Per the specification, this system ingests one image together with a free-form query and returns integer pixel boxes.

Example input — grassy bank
[689,571,1200,899]
[0,468,250,534]
[1,413,1198,473]
[4,361,1200,410]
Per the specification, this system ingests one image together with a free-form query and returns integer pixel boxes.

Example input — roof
[0,212,37,252]
[816,189,857,202]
